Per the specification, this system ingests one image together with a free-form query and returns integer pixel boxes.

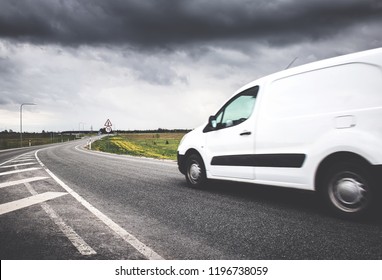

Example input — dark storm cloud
[0,0,381,48]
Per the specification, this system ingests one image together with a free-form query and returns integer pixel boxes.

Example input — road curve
[35,139,382,259]
[2,139,382,259]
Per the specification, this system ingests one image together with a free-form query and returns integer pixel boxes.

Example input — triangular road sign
[104,119,112,127]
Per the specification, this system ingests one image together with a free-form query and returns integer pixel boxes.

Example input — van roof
[237,47,382,93]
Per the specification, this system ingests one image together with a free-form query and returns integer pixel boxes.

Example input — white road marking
[35,149,164,260]
[7,159,36,163]
[0,162,37,169]
[0,151,97,256]
[0,167,41,176]
[0,156,24,167]
[13,157,35,161]
[0,152,37,166]
[41,201,97,256]
[0,192,67,215]
[24,181,97,256]
[0,176,49,189]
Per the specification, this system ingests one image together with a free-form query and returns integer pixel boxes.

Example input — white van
[177,48,382,219]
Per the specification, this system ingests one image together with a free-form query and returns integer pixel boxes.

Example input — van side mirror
[209,116,217,128]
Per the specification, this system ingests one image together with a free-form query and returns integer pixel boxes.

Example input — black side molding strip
[211,154,306,168]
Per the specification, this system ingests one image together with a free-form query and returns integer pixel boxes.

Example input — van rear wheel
[321,162,374,219]
[185,154,206,188]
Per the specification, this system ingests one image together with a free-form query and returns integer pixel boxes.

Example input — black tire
[185,154,207,188]
[320,161,375,219]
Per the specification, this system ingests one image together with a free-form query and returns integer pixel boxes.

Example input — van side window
[216,86,258,129]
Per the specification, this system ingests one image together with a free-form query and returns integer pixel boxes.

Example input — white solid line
[0,162,37,168]
[0,176,49,189]
[35,149,164,260]
[24,182,97,256]
[0,167,41,176]
[0,192,67,216]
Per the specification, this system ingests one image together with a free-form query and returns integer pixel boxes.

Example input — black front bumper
[177,152,186,175]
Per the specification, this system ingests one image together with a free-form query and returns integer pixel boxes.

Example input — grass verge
[91,133,186,160]
[0,132,77,150]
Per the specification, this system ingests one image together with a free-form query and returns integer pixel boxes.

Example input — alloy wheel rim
[188,162,201,184]
[329,171,369,213]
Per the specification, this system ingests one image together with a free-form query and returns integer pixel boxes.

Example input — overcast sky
[0,0,381,132]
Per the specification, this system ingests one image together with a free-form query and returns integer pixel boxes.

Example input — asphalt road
[1,139,382,259]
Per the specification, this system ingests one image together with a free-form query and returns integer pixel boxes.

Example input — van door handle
[240,131,252,136]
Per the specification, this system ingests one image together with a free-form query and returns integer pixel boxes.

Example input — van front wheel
[185,154,206,188]
[321,162,374,219]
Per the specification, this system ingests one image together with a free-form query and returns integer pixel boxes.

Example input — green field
[0,131,77,150]
[92,133,186,160]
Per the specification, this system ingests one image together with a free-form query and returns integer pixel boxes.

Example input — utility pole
[20,103,36,147]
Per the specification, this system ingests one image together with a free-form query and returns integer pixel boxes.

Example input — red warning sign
[104,119,112,127]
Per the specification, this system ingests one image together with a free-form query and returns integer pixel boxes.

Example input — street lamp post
[20,103,36,147]
[78,122,85,137]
